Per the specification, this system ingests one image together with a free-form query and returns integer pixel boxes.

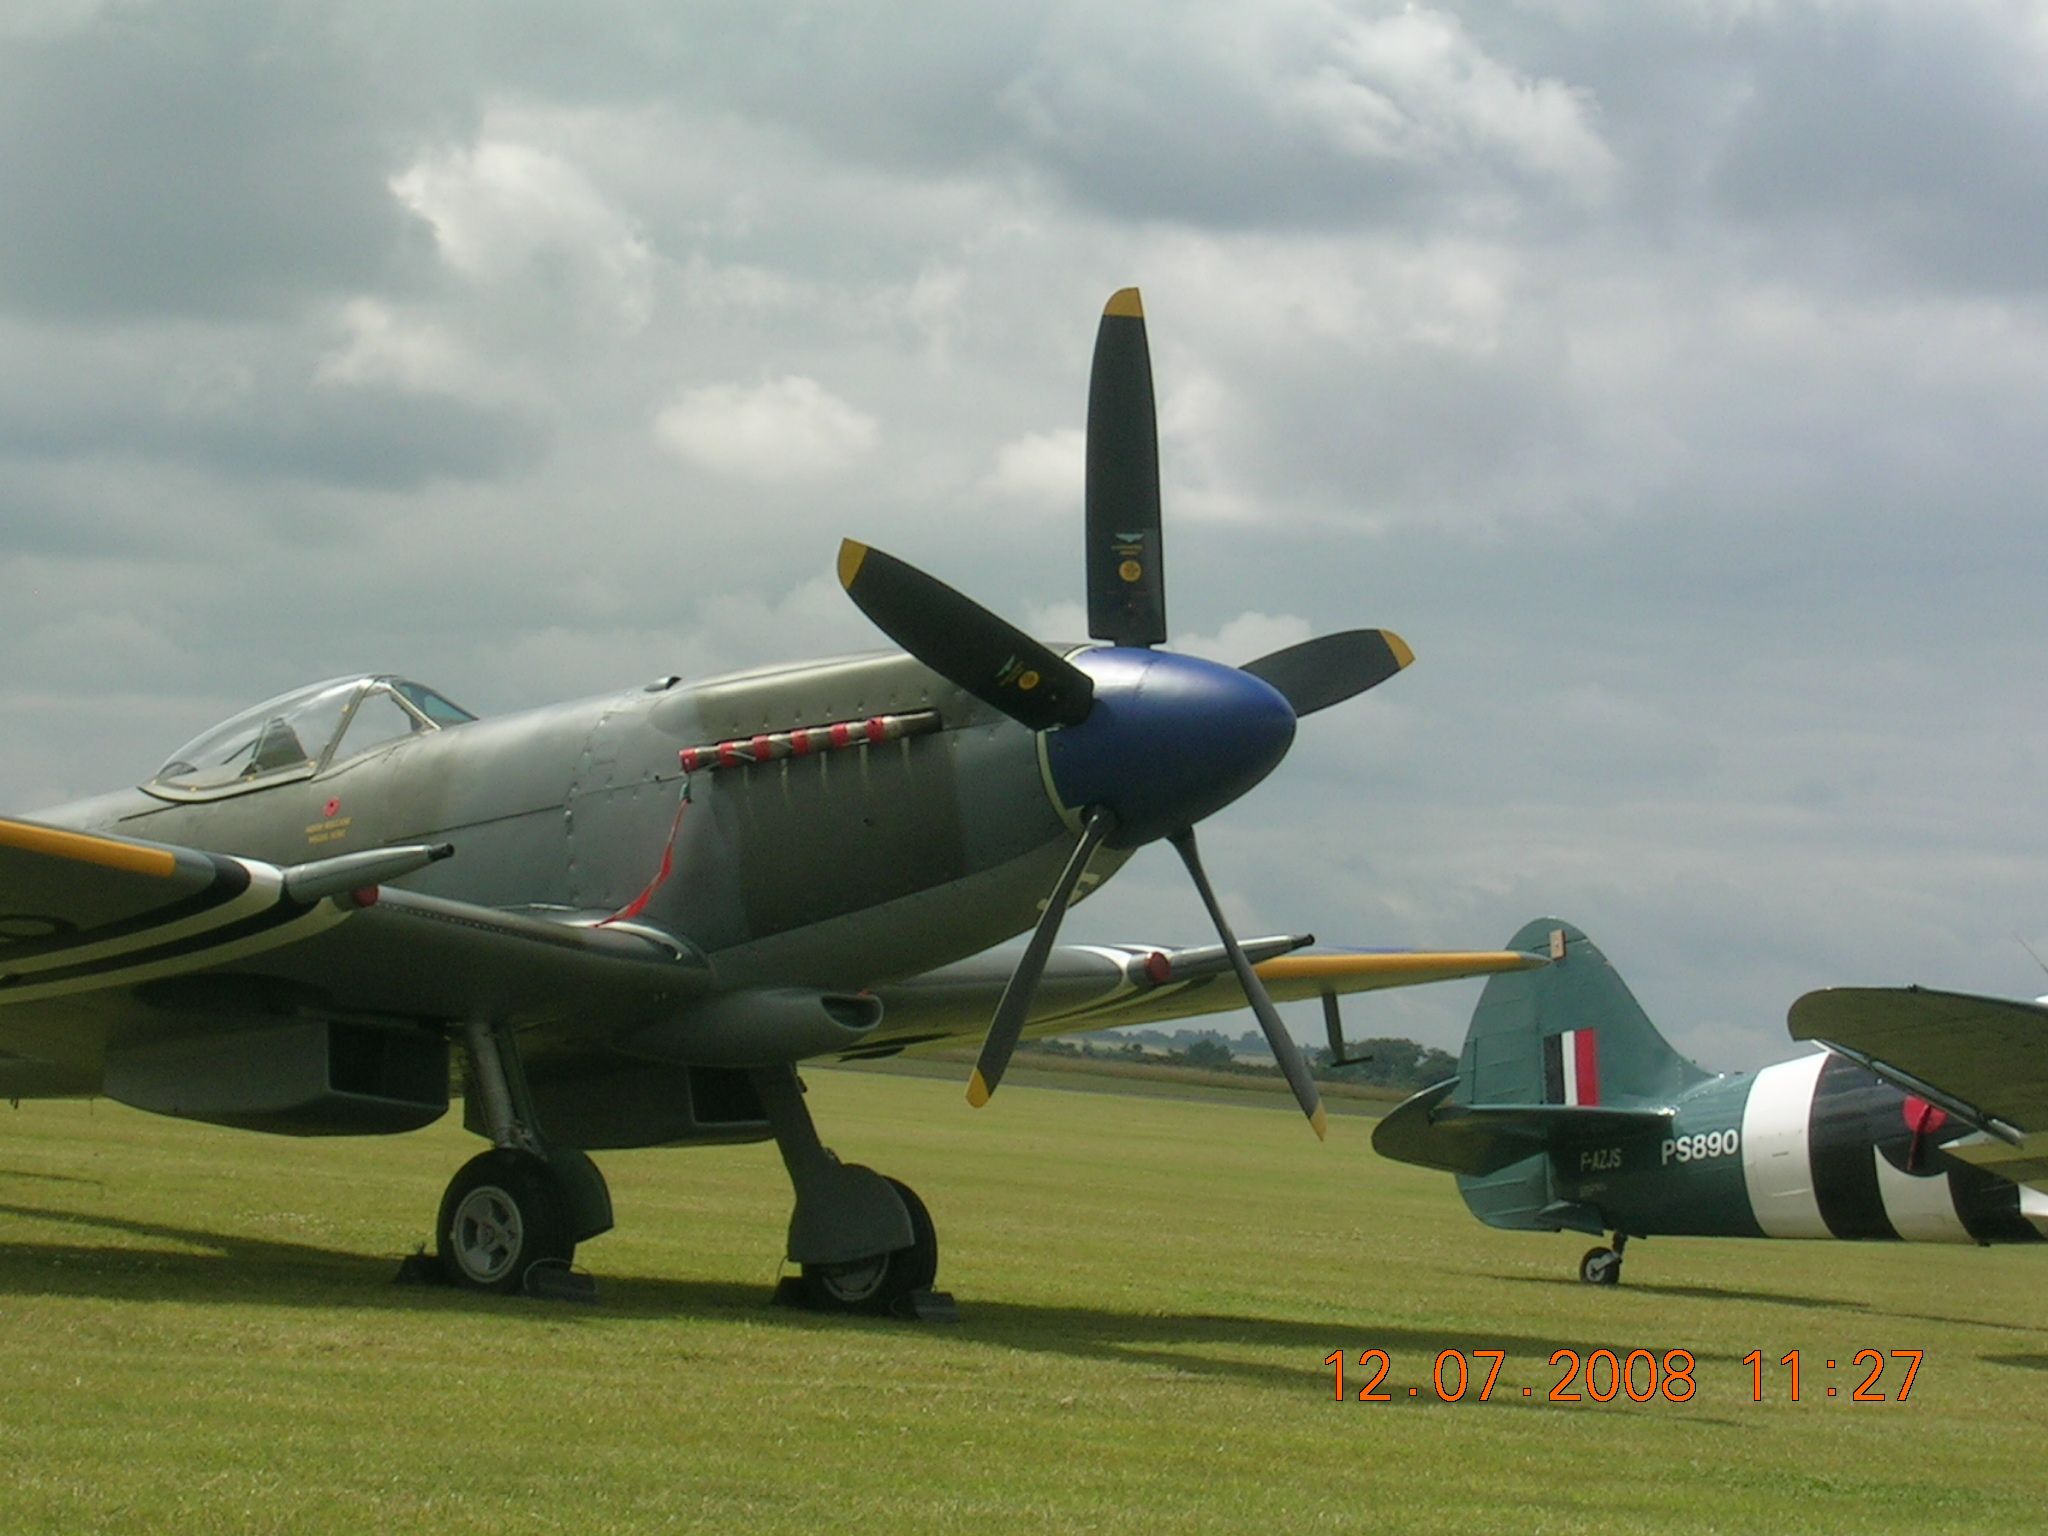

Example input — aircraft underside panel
[512,1056,773,1150]
[105,1017,449,1136]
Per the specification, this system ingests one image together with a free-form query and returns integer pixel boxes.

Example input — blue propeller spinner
[1047,648,1296,848]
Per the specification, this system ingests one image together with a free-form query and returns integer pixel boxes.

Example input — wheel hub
[450,1184,524,1284]
[815,1253,890,1304]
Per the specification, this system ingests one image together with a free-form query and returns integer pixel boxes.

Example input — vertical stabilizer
[1460,919,1708,1109]
[1455,918,1709,1229]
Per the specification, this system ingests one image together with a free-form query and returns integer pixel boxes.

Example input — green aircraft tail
[1373,918,1707,1232]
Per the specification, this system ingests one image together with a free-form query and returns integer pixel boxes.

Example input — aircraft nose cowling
[1043,648,1297,848]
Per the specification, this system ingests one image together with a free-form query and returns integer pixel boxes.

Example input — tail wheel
[800,1177,937,1313]
[438,1148,574,1293]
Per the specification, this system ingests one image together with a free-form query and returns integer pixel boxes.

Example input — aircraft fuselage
[39,652,1116,994]
[1480,1054,2048,1246]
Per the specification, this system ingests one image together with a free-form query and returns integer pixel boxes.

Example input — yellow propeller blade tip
[966,1069,991,1108]
[837,539,868,590]
[1310,1104,1329,1141]
[1385,631,1415,670]
[1104,287,1143,318]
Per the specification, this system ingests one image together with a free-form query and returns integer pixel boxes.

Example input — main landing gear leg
[431,1018,613,1298]
[751,1065,945,1317]
[1578,1232,1629,1287]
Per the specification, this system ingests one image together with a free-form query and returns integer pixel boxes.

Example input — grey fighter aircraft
[1374,919,2048,1284]
[0,290,1542,1310]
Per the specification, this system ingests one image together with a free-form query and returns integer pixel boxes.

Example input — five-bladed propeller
[840,288,1411,1138]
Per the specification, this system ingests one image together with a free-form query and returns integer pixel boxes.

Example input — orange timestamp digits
[1328,1348,1924,1403]
[1324,1348,1697,1404]
[1742,1349,1921,1401]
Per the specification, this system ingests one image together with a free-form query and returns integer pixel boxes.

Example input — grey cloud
[0,312,546,490]
[996,5,1617,231]
[1707,5,2048,295]
[1462,4,2048,298]
[358,2,1616,235]
[2,369,546,492]
[0,2,443,320]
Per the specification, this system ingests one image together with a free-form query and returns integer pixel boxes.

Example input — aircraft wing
[0,816,708,1097]
[859,939,1547,1058]
[1789,986,2048,1190]
[2,811,1539,1124]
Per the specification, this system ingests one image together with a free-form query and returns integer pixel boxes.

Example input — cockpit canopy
[149,675,475,799]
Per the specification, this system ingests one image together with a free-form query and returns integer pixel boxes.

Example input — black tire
[889,1177,939,1293]
[800,1176,938,1313]
[1578,1246,1621,1286]
[436,1148,575,1294]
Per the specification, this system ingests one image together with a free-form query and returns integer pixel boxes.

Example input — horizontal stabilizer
[1372,1078,1673,1177]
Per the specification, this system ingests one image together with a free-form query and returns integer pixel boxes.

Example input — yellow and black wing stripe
[0,816,347,1003]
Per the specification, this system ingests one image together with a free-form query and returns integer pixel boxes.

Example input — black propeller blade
[838,540,1095,731]
[1242,628,1415,718]
[968,806,1115,1108]
[1170,827,1327,1139]
[1085,288,1166,648]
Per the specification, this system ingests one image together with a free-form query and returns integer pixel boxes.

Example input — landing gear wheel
[1578,1246,1622,1286]
[437,1148,574,1294]
[800,1177,938,1314]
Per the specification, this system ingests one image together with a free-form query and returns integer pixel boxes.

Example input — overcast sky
[6,0,2048,1070]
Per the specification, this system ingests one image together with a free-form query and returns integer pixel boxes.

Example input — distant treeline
[1023,1027,1456,1090]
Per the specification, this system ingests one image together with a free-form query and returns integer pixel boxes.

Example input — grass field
[3,1070,2044,1534]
